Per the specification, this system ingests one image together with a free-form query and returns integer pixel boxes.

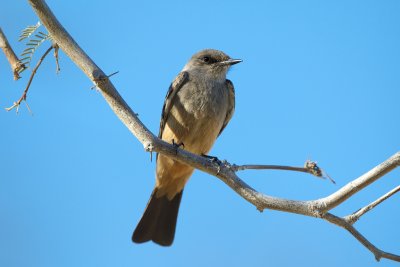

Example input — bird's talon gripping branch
[202,154,223,175]
[228,163,239,172]
[201,154,221,164]
[172,139,184,155]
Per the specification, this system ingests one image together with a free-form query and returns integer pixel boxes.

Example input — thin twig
[232,160,335,183]
[232,164,309,173]
[323,213,400,262]
[319,152,400,212]
[91,71,119,89]
[5,45,53,112]
[345,185,400,224]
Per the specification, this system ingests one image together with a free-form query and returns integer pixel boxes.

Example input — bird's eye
[202,56,210,63]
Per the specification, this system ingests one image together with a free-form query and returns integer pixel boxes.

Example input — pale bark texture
[0,27,25,79]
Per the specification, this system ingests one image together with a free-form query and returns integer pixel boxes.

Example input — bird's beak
[219,59,242,66]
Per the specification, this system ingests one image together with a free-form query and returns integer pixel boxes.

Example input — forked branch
[345,185,400,224]
[323,213,400,262]
[27,0,400,262]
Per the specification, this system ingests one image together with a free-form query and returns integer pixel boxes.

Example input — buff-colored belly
[155,89,228,199]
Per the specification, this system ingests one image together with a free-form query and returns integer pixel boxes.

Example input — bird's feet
[201,153,221,163]
[172,139,184,155]
[202,154,223,174]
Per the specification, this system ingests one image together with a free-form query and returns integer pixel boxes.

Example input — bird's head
[183,49,242,81]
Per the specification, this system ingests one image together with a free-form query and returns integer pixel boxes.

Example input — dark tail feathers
[132,189,183,246]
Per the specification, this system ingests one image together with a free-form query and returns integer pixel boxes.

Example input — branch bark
[27,0,400,262]
[318,153,400,212]
[0,27,26,80]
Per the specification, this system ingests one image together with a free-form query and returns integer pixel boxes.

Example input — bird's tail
[132,188,183,246]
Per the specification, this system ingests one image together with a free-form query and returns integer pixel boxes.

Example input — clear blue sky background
[1,1,399,267]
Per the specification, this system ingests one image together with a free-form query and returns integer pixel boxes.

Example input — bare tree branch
[345,185,400,224]
[0,27,26,80]
[26,0,400,262]
[318,153,400,212]
[233,163,313,174]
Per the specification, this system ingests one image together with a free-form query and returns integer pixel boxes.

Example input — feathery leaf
[18,22,41,41]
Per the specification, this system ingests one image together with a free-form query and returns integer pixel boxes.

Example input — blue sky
[1,1,399,267]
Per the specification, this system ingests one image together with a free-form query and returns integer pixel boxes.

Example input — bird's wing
[218,79,235,137]
[158,71,189,138]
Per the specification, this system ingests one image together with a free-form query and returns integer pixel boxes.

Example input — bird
[132,49,241,246]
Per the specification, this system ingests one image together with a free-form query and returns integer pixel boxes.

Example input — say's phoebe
[132,49,241,246]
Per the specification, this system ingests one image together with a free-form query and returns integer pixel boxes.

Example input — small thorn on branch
[345,185,400,224]
[91,71,119,89]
